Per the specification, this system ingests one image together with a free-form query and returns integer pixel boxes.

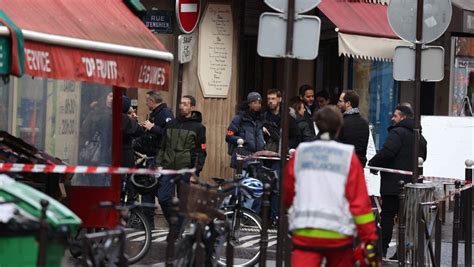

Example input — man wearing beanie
[225,91,266,169]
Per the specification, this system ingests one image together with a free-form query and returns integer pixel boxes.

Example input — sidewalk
[384,208,473,266]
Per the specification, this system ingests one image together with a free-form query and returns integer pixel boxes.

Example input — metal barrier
[406,159,473,267]
[259,183,272,266]
[463,159,473,267]
[405,182,435,265]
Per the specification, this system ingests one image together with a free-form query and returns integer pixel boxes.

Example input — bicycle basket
[130,173,160,194]
[178,183,229,222]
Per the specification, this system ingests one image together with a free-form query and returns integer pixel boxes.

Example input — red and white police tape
[0,163,195,176]
[366,166,472,185]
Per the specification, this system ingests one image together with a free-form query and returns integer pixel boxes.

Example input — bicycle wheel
[175,234,195,266]
[214,208,262,266]
[123,209,152,264]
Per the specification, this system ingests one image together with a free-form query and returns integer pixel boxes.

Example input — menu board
[45,80,81,164]
[198,4,233,98]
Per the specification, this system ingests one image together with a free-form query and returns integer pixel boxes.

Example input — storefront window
[451,36,474,116]
[74,83,113,187]
[3,76,113,186]
[352,59,399,149]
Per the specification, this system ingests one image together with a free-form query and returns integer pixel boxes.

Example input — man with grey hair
[141,91,174,148]
[139,90,173,228]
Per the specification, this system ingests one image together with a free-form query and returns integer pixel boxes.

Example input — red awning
[0,0,173,90]
[318,0,397,39]
[317,0,410,61]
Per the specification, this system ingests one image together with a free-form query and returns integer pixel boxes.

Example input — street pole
[276,0,295,265]
[412,0,424,184]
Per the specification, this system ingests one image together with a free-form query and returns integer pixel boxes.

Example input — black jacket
[137,103,173,156]
[148,103,174,141]
[368,119,427,195]
[122,114,144,167]
[338,112,370,166]
[289,110,315,149]
[303,104,317,136]
[157,111,207,176]
[225,110,266,168]
[263,109,281,152]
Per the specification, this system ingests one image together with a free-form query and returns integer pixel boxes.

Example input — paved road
[62,209,473,266]
[132,228,278,265]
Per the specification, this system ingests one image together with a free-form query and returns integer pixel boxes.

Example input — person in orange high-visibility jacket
[283,106,378,267]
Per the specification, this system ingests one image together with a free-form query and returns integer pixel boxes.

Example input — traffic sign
[178,34,195,64]
[176,0,201,34]
[264,0,321,14]
[257,13,321,60]
[388,0,452,43]
[393,45,444,82]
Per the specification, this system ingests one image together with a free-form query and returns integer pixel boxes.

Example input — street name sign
[393,45,444,82]
[142,10,174,34]
[264,0,321,14]
[176,0,201,33]
[257,13,321,59]
[388,0,452,43]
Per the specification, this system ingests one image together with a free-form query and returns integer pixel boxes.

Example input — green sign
[0,37,10,75]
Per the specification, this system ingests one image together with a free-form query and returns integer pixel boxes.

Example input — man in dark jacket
[262,89,282,153]
[140,90,174,228]
[139,90,174,156]
[299,84,317,136]
[226,92,266,168]
[368,104,427,258]
[337,90,369,166]
[156,95,207,236]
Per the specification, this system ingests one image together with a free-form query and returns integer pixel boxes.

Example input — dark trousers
[380,195,400,256]
[143,174,190,235]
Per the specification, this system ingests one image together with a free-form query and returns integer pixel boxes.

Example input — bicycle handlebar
[194,178,254,199]
[98,201,157,211]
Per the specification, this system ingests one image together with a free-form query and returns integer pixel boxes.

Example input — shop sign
[22,42,170,91]
[142,10,174,34]
[0,37,10,75]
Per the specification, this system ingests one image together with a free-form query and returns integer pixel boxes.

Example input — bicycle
[211,176,263,266]
[80,201,155,266]
[70,176,155,265]
[173,181,229,267]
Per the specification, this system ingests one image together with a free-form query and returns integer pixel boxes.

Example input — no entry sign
[176,0,201,33]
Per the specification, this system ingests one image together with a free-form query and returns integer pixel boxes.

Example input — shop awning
[318,1,410,61]
[0,0,173,90]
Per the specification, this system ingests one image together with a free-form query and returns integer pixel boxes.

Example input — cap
[247,92,262,103]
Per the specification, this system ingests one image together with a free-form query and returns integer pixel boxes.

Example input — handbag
[79,131,102,164]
